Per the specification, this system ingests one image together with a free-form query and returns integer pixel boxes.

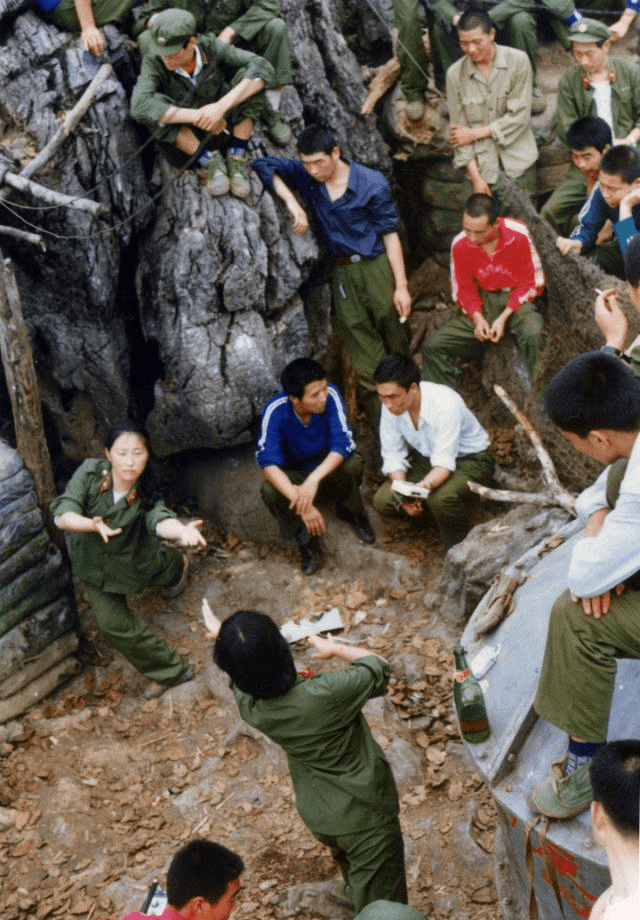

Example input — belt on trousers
[334,254,374,266]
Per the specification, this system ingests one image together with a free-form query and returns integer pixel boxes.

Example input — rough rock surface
[0,2,394,460]
[436,503,572,628]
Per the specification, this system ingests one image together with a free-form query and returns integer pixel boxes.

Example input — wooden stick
[0,225,45,248]
[2,171,104,217]
[494,385,561,489]
[0,255,57,508]
[468,481,575,515]
[20,63,113,180]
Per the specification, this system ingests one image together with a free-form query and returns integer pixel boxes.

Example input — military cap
[569,18,611,44]
[144,8,197,56]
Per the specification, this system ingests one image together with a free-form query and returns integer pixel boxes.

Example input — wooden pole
[0,253,56,508]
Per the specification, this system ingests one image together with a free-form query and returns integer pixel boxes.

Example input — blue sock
[228,138,249,158]
[196,149,214,168]
[566,739,605,775]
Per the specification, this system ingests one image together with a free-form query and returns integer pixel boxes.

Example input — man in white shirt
[372,353,494,547]
[531,351,640,819]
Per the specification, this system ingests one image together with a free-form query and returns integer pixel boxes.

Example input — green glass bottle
[453,645,490,743]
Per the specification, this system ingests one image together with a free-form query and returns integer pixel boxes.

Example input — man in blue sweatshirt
[256,357,374,574]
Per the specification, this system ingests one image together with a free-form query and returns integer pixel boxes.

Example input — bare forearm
[262,465,298,502]
[55,511,98,532]
[74,0,96,30]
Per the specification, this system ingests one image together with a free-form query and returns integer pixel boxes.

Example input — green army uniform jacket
[134,0,283,43]
[130,33,275,131]
[233,655,400,836]
[446,42,538,183]
[49,459,176,595]
[554,57,640,144]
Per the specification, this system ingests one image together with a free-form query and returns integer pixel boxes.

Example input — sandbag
[0,530,49,589]
[0,598,75,682]
[0,551,70,637]
[0,507,44,564]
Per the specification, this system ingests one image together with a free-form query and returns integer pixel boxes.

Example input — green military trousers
[392,0,430,101]
[422,290,546,388]
[331,253,410,429]
[534,586,640,742]
[261,452,366,540]
[47,0,136,31]
[373,448,494,547]
[540,162,588,237]
[314,817,408,915]
[85,547,188,683]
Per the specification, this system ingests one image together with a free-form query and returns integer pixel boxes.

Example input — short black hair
[600,144,640,183]
[213,610,297,699]
[374,353,421,390]
[590,740,640,838]
[464,192,500,224]
[458,8,494,33]
[566,116,612,153]
[297,125,337,156]
[544,351,640,437]
[280,357,327,399]
[166,840,244,909]
[624,233,640,288]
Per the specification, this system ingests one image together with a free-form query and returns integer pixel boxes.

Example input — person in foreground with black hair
[530,352,640,818]
[589,741,639,920]
[256,357,374,575]
[121,839,244,920]
[207,605,407,914]
[253,124,411,427]
[50,420,206,697]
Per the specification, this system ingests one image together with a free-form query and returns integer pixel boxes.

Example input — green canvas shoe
[227,154,251,199]
[206,151,230,197]
[529,756,593,819]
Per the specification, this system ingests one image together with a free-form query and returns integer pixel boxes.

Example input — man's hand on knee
[571,583,625,618]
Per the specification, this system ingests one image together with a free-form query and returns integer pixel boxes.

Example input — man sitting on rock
[531,351,640,819]
[131,8,274,198]
[446,8,538,198]
[121,839,244,920]
[553,18,640,151]
[256,357,374,575]
[422,193,546,389]
[541,116,612,238]
[556,144,640,279]
[373,353,494,548]
[133,0,292,145]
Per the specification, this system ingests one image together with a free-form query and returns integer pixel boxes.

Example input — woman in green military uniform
[209,605,407,913]
[50,421,206,696]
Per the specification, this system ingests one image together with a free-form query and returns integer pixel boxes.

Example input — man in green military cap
[553,18,640,149]
[131,7,275,198]
[133,0,292,145]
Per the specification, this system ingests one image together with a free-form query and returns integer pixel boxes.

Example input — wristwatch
[600,345,631,364]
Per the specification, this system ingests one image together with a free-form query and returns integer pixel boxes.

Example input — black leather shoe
[295,525,320,575]
[336,505,375,544]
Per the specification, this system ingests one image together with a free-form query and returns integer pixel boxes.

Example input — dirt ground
[0,508,503,920]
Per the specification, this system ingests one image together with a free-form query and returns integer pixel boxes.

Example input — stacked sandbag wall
[0,440,78,722]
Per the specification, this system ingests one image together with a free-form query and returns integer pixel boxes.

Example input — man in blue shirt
[556,144,640,278]
[253,125,411,428]
[256,357,374,574]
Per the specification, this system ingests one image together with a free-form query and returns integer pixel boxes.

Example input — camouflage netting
[492,176,640,495]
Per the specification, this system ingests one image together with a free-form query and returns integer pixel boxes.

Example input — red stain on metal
[531,839,598,916]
